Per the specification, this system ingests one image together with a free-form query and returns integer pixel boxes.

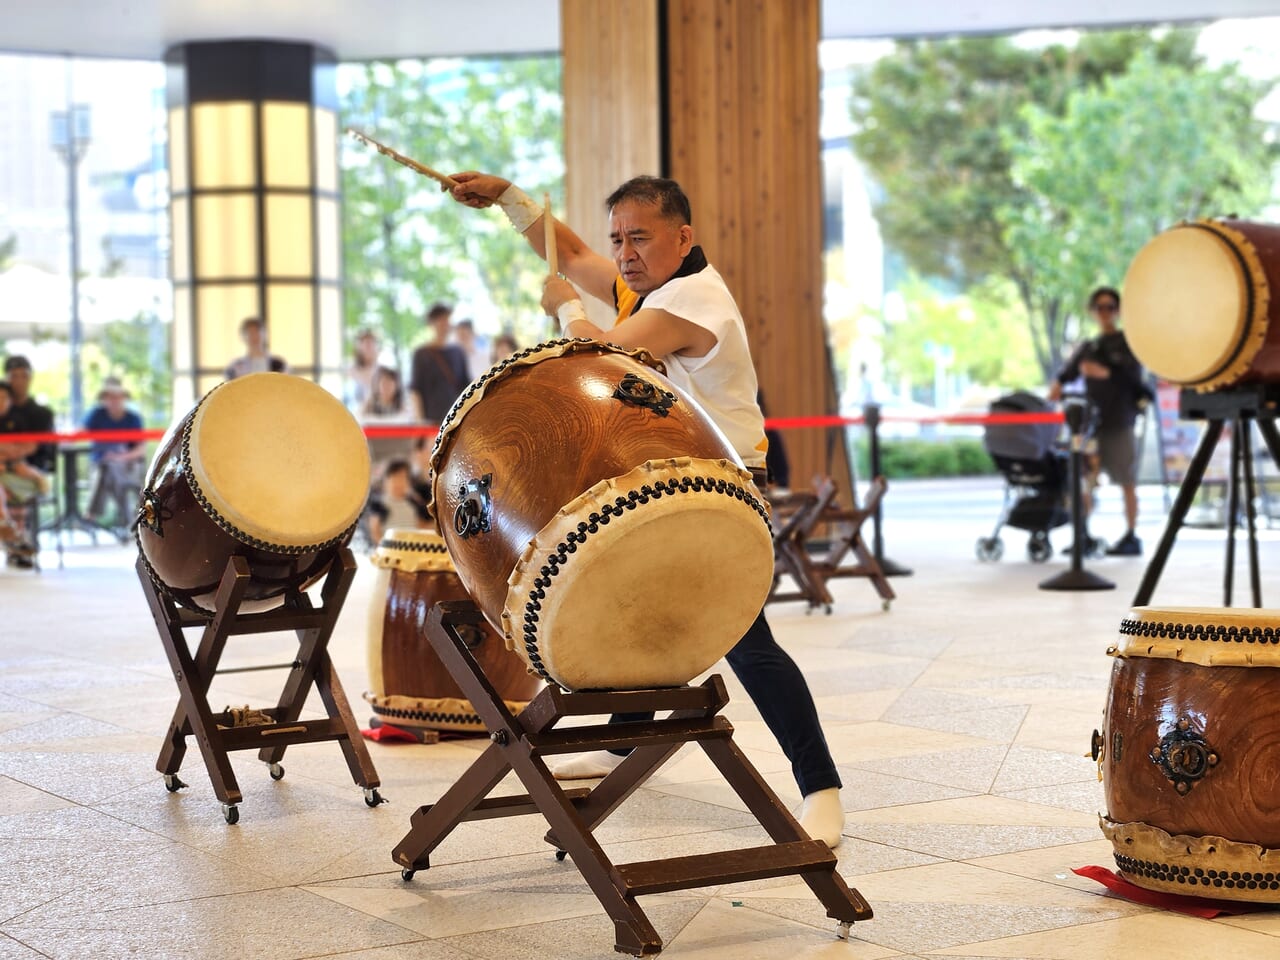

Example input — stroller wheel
[975,537,1004,562]
[1027,538,1053,563]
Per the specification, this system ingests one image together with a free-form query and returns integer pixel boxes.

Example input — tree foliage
[849,28,1277,378]
[340,57,563,365]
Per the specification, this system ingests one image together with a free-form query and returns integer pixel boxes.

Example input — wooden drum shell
[428,339,774,691]
[365,532,541,733]
[1099,607,1280,900]
[136,418,341,615]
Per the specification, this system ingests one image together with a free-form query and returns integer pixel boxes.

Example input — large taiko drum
[365,529,542,733]
[136,374,370,615]
[1124,218,1280,392]
[1097,606,1280,901]
[427,338,775,692]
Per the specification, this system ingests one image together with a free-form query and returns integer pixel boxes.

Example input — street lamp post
[50,102,91,425]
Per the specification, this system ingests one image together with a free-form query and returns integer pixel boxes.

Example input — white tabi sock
[798,787,844,848]
[547,750,625,780]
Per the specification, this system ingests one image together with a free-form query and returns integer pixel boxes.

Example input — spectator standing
[224,317,288,380]
[491,331,520,365]
[409,303,469,423]
[84,377,146,532]
[345,328,381,412]
[1049,286,1149,556]
[454,319,491,380]
[0,380,42,566]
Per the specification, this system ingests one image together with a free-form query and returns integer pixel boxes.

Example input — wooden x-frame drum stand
[139,548,382,824]
[392,601,872,956]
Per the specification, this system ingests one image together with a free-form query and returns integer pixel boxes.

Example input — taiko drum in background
[1123,218,1280,392]
[1096,606,1280,901]
[427,338,774,692]
[136,373,370,615]
[365,529,541,734]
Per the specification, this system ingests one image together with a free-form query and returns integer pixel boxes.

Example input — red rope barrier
[0,410,1063,446]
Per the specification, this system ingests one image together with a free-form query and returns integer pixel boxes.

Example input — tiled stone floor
[2,477,1279,958]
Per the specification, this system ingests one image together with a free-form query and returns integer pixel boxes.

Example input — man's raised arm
[445,172,618,306]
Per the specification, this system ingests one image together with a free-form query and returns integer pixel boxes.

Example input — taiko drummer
[444,171,845,848]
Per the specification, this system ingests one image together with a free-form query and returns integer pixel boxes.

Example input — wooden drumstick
[544,192,559,277]
[345,128,459,189]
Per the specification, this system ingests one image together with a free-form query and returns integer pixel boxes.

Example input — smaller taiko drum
[1123,218,1280,392]
[365,529,542,734]
[136,374,370,615]
[1097,606,1280,901]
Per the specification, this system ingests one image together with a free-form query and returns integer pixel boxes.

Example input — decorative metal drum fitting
[456,623,486,650]
[1149,716,1219,795]
[613,373,678,417]
[454,474,494,540]
[137,492,164,536]
[1091,729,1105,762]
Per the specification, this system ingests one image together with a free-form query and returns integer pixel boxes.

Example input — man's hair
[606,176,692,226]
[384,458,411,478]
[1088,287,1121,310]
[427,302,453,322]
[239,316,265,334]
[3,355,32,373]
[456,319,474,332]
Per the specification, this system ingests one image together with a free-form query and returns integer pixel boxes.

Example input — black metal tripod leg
[1133,419,1226,607]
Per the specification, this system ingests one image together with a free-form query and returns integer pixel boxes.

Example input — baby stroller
[975,391,1070,563]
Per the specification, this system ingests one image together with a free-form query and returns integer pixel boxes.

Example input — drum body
[428,339,774,692]
[136,374,370,615]
[1124,218,1280,392]
[1098,606,1280,901]
[365,529,541,733]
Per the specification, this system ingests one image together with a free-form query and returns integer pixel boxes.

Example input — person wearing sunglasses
[1048,286,1150,556]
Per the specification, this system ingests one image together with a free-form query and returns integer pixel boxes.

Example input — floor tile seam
[0,892,75,929]
[841,760,1004,793]
[0,928,56,959]
[286,886,450,947]
[0,777,84,814]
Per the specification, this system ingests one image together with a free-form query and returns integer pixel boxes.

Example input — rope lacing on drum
[1119,618,1279,644]
[380,538,448,554]
[519,474,772,684]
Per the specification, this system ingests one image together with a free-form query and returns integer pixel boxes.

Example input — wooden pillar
[562,0,850,492]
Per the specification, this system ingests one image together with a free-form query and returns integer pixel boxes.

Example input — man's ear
[679,224,693,255]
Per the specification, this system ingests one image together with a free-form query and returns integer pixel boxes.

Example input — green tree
[847,29,1274,377]
[878,276,1041,395]
[1001,51,1276,367]
[341,57,563,365]
[0,234,15,269]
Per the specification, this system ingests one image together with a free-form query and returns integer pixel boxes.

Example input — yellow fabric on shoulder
[615,277,639,325]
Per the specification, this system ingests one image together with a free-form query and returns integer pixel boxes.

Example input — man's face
[609,199,693,296]
[243,324,264,351]
[6,367,31,400]
[104,393,126,417]
[1090,297,1120,334]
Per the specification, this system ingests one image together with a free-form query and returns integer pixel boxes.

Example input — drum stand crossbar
[139,548,382,823]
[1135,385,1280,608]
[392,601,872,956]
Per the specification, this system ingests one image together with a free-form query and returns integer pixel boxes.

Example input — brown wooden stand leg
[142,547,380,820]
[392,601,872,956]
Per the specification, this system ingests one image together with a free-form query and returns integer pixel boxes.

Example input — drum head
[1123,225,1258,387]
[187,374,370,549]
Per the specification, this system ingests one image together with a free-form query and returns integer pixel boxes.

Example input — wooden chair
[806,476,895,611]
[767,485,837,612]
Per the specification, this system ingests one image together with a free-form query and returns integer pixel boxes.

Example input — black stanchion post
[863,402,912,577]
[1040,400,1114,592]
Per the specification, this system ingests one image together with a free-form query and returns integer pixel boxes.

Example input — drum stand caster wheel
[881,600,891,612]
[162,773,187,793]
[221,803,239,825]
[555,849,568,862]
[267,762,285,781]
[835,921,852,941]
[364,787,385,807]
[401,868,416,882]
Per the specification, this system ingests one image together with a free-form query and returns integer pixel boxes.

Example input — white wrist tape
[557,299,588,336]
[497,184,542,233]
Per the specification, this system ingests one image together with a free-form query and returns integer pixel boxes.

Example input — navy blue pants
[611,610,842,797]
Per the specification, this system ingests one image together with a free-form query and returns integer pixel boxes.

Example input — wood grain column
[562,0,850,491]
[561,0,662,326]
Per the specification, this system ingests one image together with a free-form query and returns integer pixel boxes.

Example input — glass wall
[0,53,170,428]
[821,19,1280,433]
